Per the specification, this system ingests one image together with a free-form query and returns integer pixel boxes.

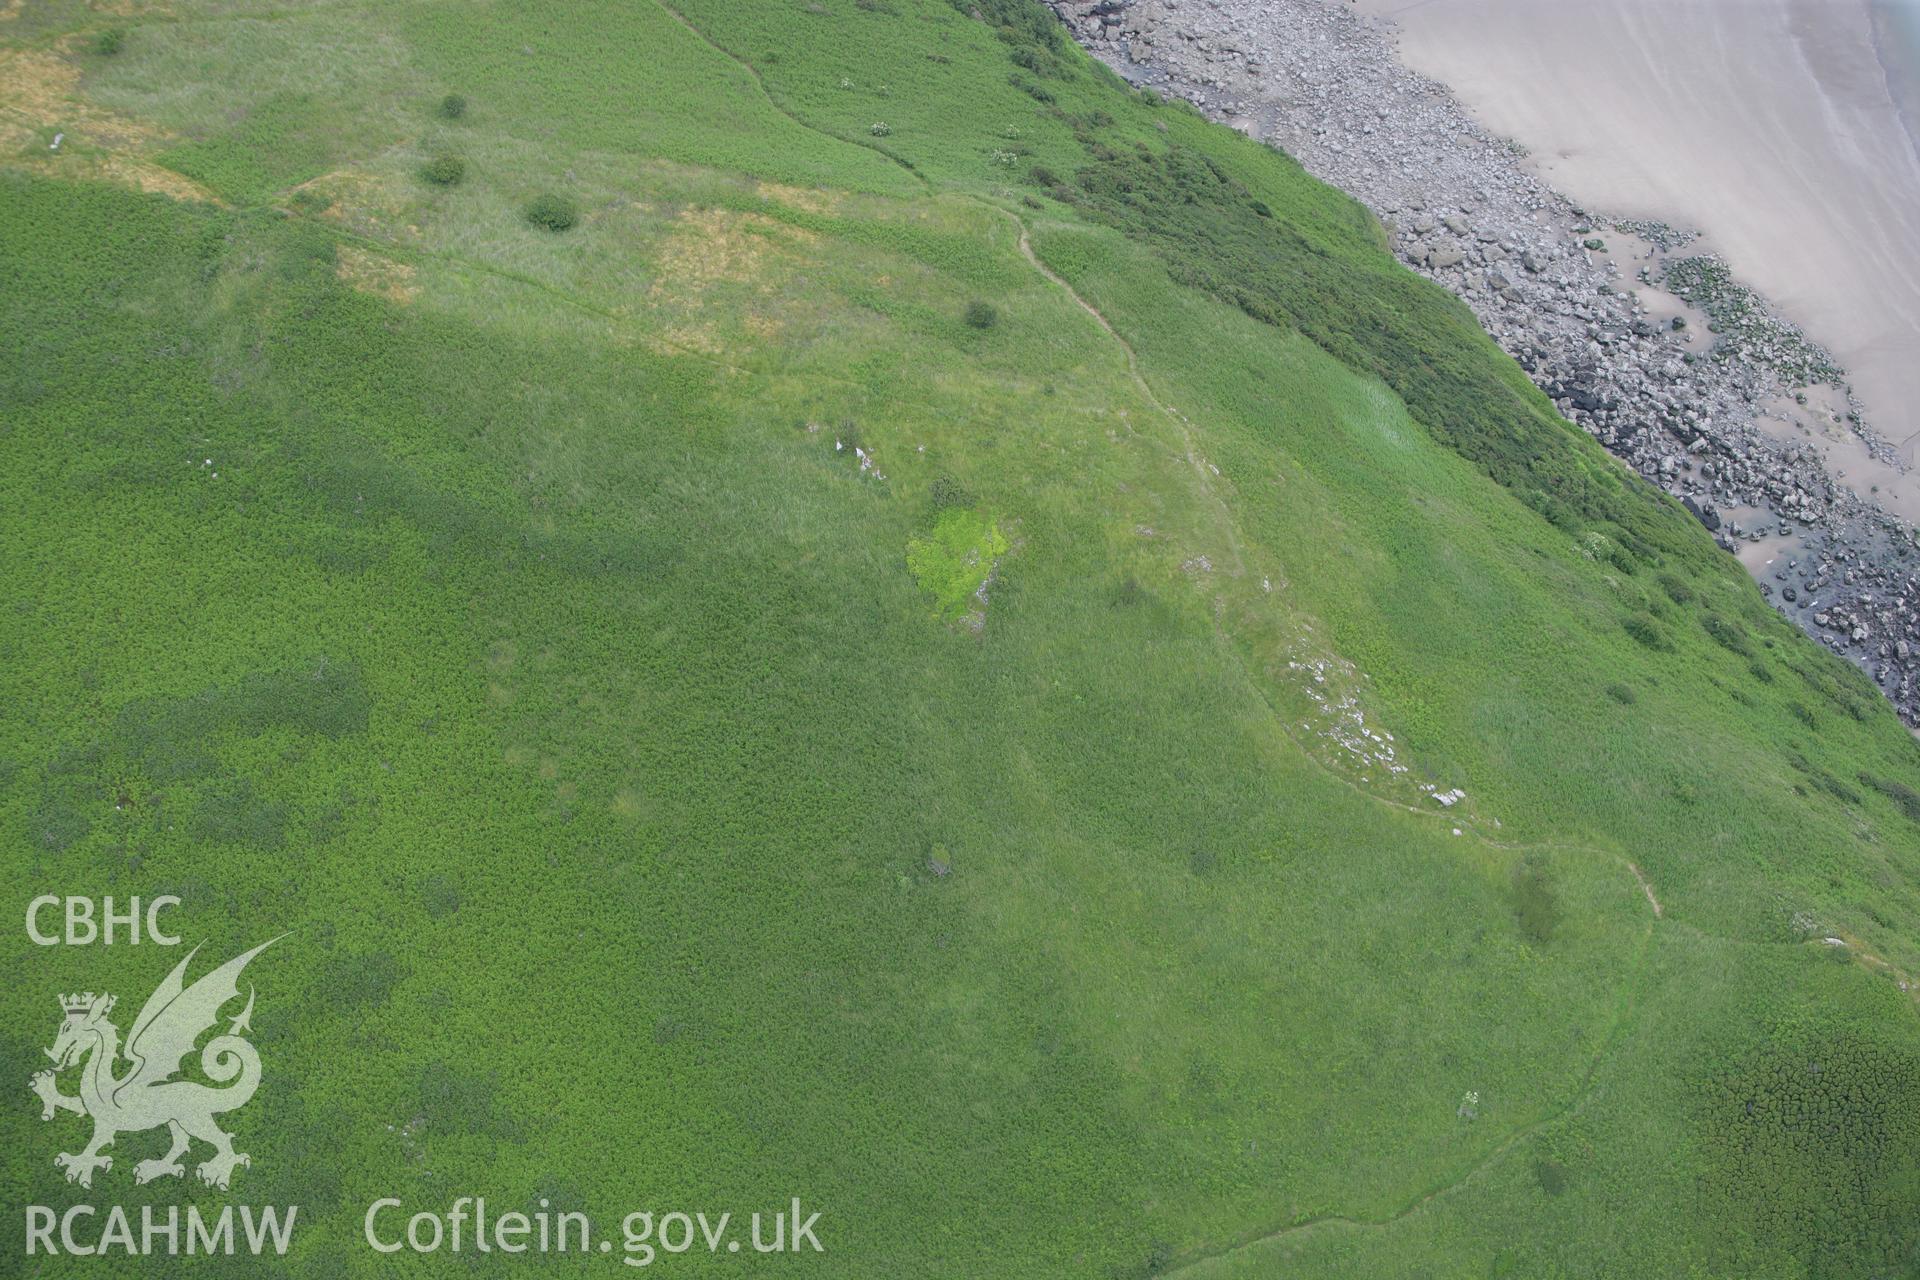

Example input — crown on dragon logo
[59,992,112,1016]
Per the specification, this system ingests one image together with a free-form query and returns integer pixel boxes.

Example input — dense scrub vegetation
[1693,1006,1920,1275]
[1057,140,1697,568]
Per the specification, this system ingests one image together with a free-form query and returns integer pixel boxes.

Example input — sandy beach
[1356,0,1920,484]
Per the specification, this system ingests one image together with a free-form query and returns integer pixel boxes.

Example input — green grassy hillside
[3,2,1918,1276]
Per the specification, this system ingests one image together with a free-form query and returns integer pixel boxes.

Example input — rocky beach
[1049,0,1920,726]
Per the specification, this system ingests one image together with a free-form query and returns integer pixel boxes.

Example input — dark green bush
[190,777,287,848]
[1534,1158,1569,1197]
[1658,572,1694,604]
[1009,75,1055,104]
[929,474,973,510]
[949,0,1063,51]
[1511,854,1560,947]
[438,93,467,120]
[524,193,579,232]
[1522,490,1579,533]
[1623,613,1672,651]
[94,27,126,56]
[421,873,462,918]
[289,188,333,215]
[964,300,999,330]
[1861,773,1920,822]
[1604,682,1637,705]
[421,154,465,186]
[1028,164,1059,187]
[317,949,400,1013]
[1702,613,1751,655]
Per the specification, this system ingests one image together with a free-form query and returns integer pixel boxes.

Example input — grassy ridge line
[655,0,933,191]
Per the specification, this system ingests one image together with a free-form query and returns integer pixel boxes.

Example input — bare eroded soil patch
[0,45,217,203]
[334,243,418,304]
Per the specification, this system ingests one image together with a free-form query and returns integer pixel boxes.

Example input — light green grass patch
[908,506,1008,621]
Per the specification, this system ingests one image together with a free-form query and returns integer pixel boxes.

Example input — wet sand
[1355,0,1920,495]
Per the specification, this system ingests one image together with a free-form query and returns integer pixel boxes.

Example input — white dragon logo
[29,938,278,1190]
